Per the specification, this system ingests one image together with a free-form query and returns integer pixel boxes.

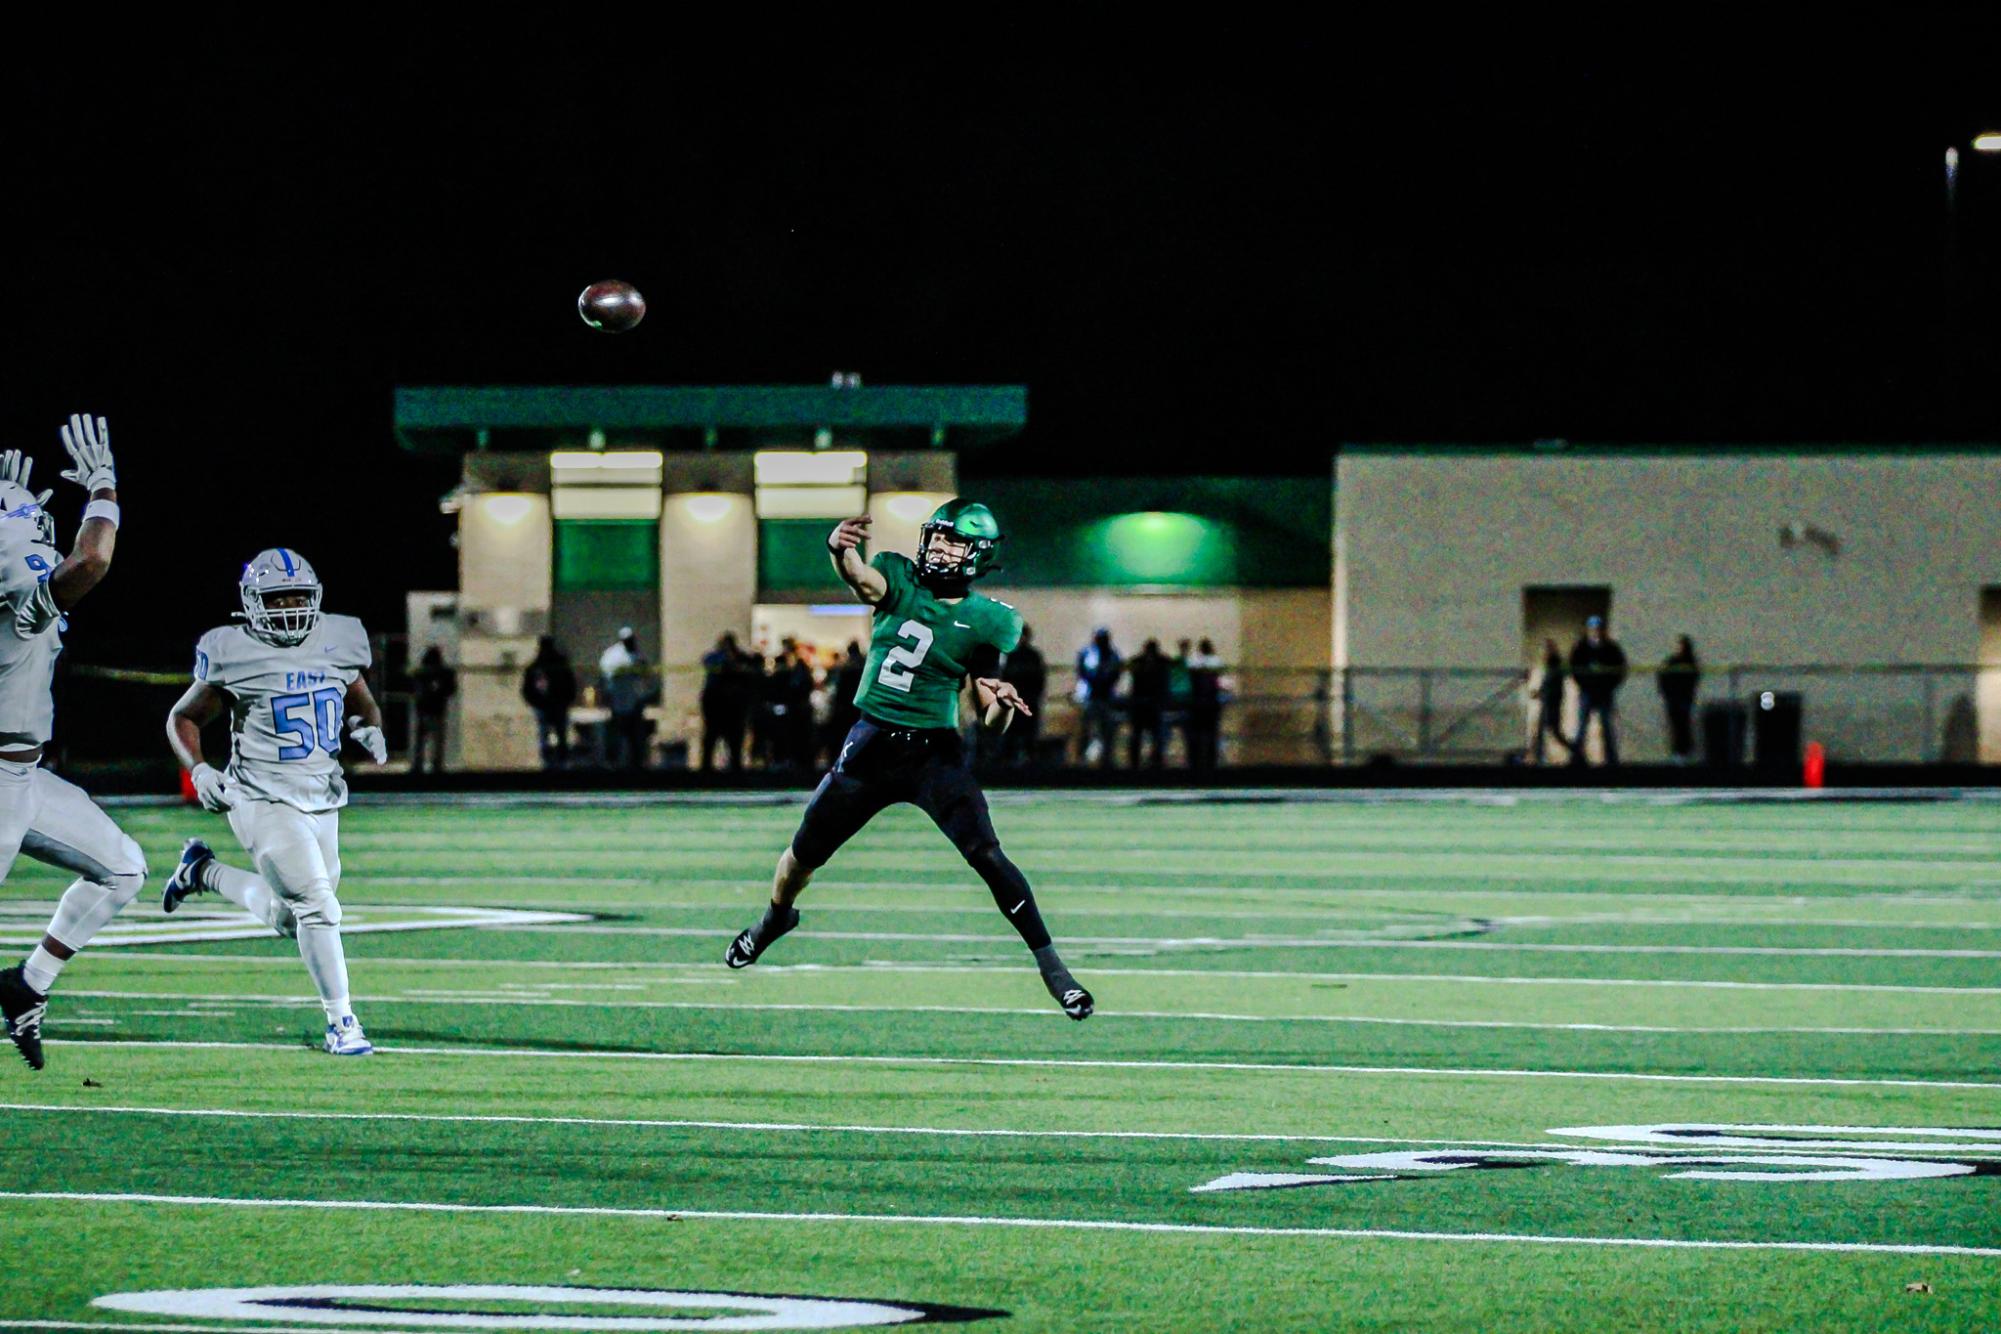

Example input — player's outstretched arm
[974,678,1032,732]
[344,677,388,765]
[48,414,120,611]
[168,682,233,811]
[826,515,888,605]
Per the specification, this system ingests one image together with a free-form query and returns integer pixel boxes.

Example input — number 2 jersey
[0,522,66,749]
[194,615,371,812]
[852,551,1022,732]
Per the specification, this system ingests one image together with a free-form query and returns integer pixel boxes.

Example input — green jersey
[852,552,1023,731]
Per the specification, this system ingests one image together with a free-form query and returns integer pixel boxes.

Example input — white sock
[201,859,296,935]
[21,945,63,994]
[297,924,354,1025]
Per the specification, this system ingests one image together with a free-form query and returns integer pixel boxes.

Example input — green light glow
[1089,511,1235,584]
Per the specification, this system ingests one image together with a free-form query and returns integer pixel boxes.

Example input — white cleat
[323,1015,374,1056]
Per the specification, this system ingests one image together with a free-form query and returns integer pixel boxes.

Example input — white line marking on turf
[42,1040,2001,1089]
[493,924,2001,959]
[47,991,2001,1037]
[5,1191,1995,1257]
[75,954,2001,994]
[8,1103,1996,1156]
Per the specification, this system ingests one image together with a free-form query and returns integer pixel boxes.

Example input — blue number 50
[271,686,345,760]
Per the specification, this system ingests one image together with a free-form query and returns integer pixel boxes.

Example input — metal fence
[55,658,2000,779]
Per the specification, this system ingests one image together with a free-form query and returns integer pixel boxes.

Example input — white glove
[59,414,116,493]
[0,450,51,509]
[189,762,233,813]
[348,717,388,765]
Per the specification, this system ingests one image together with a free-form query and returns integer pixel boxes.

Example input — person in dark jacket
[821,640,867,769]
[410,646,457,774]
[700,632,748,773]
[999,626,1047,767]
[1185,638,1224,773]
[1568,615,1628,765]
[1657,634,1701,763]
[1531,638,1569,764]
[520,636,578,770]
[1075,628,1124,768]
[1125,639,1172,769]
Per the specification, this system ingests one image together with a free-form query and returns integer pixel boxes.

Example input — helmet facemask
[917,522,997,585]
[0,483,56,547]
[242,584,323,646]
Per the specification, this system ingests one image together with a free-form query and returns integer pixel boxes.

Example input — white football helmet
[239,548,323,646]
[0,449,56,546]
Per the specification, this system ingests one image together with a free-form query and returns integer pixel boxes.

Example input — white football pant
[0,758,148,969]
[218,799,353,1022]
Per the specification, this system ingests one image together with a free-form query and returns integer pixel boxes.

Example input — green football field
[3,791,1999,1332]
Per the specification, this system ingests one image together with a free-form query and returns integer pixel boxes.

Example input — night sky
[6,49,1995,667]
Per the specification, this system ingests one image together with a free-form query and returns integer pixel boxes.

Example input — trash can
[1701,701,1748,770]
[1752,690,1803,776]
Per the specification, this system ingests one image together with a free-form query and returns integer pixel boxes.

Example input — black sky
[5,46,1996,664]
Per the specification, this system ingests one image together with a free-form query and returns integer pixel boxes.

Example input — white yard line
[45,990,2001,1036]
[5,1190,1995,1257]
[487,924,2001,960]
[40,1039,2001,1089]
[68,954,2001,994]
[7,1102,1995,1156]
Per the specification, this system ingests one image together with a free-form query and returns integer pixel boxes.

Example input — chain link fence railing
[50,658,2001,779]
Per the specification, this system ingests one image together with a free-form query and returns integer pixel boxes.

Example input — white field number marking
[876,620,933,692]
[1192,1123,2001,1193]
[93,1283,970,1330]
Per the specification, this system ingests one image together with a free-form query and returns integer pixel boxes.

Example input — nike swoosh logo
[1009,899,1026,915]
[954,622,972,629]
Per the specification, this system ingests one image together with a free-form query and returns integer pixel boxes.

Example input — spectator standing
[1185,638,1224,773]
[1000,626,1047,767]
[700,632,748,772]
[1126,639,1172,769]
[821,640,867,769]
[776,642,815,770]
[521,636,577,770]
[1658,634,1701,763]
[410,646,457,774]
[1075,627,1124,768]
[600,626,657,771]
[1568,615,1628,765]
[1530,638,1568,764]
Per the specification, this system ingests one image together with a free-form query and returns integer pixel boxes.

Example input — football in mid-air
[578,280,645,333]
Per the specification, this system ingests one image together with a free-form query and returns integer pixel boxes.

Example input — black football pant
[791,716,1052,951]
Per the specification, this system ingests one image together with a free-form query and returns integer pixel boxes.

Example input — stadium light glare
[479,494,534,526]
[882,492,939,524]
[681,493,736,523]
[1973,133,2001,153]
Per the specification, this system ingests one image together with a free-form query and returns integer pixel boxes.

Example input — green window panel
[759,518,835,592]
[554,519,660,592]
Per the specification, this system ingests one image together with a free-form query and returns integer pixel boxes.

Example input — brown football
[578,280,646,333]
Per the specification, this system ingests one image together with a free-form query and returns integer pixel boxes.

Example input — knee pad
[289,881,341,930]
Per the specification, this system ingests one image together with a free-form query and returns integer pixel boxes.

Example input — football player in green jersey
[725,500,1093,1020]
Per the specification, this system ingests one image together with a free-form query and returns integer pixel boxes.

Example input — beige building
[1334,446,2001,763]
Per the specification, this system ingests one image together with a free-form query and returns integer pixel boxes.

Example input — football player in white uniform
[0,415,149,1072]
[161,549,388,1056]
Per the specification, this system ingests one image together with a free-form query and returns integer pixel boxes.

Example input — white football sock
[200,859,296,935]
[297,924,354,1024]
[21,945,64,994]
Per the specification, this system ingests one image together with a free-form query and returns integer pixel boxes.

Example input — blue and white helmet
[0,482,55,547]
[0,449,56,547]
[239,548,323,646]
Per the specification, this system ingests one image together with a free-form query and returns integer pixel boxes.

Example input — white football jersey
[0,522,66,749]
[195,614,372,812]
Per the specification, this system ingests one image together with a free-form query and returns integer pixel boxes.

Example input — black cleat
[1059,986,1094,1022]
[724,905,799,969]
[0,964,48,1070]
[162,838,215,914]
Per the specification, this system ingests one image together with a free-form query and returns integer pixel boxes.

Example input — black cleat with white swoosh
[0,964,48,1070]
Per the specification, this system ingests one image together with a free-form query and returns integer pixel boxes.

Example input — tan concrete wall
[659,490,757,748]
[1981,589,2001,764]
[1335,451,2001,760]
[455,493,553,770]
